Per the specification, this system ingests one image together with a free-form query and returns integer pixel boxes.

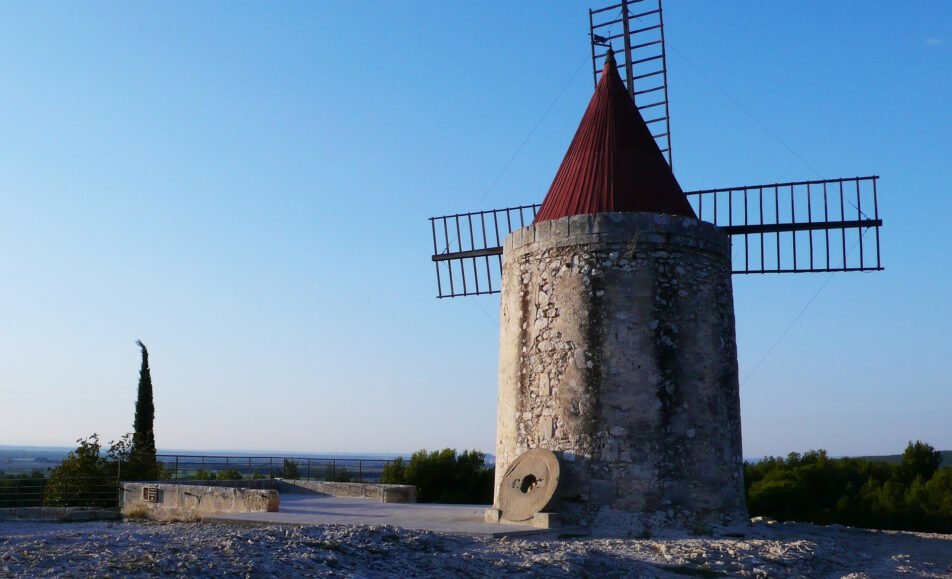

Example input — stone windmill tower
[428,1,883,528]
[494,49,743,526]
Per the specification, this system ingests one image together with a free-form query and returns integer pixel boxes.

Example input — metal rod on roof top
[590,9,598,89]
[658,0,672,168]
[621,0,635,100]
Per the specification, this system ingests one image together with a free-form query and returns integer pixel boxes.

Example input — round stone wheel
[497,449,560,522]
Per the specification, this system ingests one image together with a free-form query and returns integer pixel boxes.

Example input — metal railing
[0,476,119,508]
[156,454,392,483]
[430,204,538,298]
[688,176,882,274]
[429,176,883,295]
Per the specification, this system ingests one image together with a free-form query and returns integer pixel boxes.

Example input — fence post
[269,457,273,478]
[307,458,311,481]
[332,459,336,481]
[359,461,363,482]
[175,456,179,480]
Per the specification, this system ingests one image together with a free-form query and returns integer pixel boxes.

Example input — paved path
[205,494,545,537]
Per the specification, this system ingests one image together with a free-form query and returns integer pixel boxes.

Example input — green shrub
[382,448,493,504]
[745,441,952,533]
[45,435,115,507]
[282,459,301,480]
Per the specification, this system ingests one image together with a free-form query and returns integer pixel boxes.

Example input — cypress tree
[130,340,157,477]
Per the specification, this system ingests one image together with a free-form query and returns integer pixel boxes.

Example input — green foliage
[129,340,160,481]
[44,432,169,507]
[0,472,47,507]
[900,440,943,484]
[745,441,952,533]
[330,466,352,482]
[219,469,243,480]
[382,448,494,504]
[45,434,115,507]
[282,459,301,480]
[382,457,406,485]
[194,469,243,480]
[302,464,351,482]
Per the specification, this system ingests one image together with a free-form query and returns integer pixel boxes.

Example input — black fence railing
[157,455,392,483]
[0,476,119,509]
[0,455,396,509]
[430,176,883,295]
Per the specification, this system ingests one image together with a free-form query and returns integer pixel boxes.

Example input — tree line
[745,441,952,533]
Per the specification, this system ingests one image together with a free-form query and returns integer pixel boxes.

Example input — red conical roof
[533,50,696,223]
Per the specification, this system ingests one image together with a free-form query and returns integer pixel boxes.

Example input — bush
[382,448,493,504]
[282,459,300,480]
[745,441,952,533]
[0,473,47,508]
[193,469,242,480]
[45,435,115,507]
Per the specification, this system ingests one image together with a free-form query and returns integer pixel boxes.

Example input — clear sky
[1,1,949,459]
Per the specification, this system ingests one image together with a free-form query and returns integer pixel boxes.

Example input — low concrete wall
[163,479,279,490]
[0,507,119,522]
[121,482,279,522]
[277,479,416,503]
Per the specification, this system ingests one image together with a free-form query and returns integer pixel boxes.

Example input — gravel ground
[2,518,951,578]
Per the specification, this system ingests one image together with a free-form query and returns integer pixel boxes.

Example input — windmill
[429,0,882,298]
[427,1,884,527]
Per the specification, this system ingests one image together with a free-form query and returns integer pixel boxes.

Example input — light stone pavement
[2,506,952,577]
[206,494,543,537]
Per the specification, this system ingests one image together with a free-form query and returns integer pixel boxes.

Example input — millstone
[497,448,560,522]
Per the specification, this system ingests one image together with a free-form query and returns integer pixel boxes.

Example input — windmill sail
[591,0,673,167]
[430,176,883,298]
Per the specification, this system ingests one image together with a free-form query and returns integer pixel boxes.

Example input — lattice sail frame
[430,177,883,298]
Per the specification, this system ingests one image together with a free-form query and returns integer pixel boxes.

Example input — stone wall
[276,480,416,503]
[495,212,745,527]
[120,482,279,522]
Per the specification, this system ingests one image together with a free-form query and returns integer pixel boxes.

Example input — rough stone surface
[496,212,745,527]
[121,483,279,522]
[1,519,951,577]
[133,479,416,504]
[277,480,416,504]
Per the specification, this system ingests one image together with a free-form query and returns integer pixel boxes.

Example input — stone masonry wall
[121,482,279,522]
[495,212,746,527]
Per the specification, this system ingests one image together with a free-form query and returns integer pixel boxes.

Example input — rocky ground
[1,518,951,578]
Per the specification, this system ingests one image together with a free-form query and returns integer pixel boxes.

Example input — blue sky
[0,1,949,458]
